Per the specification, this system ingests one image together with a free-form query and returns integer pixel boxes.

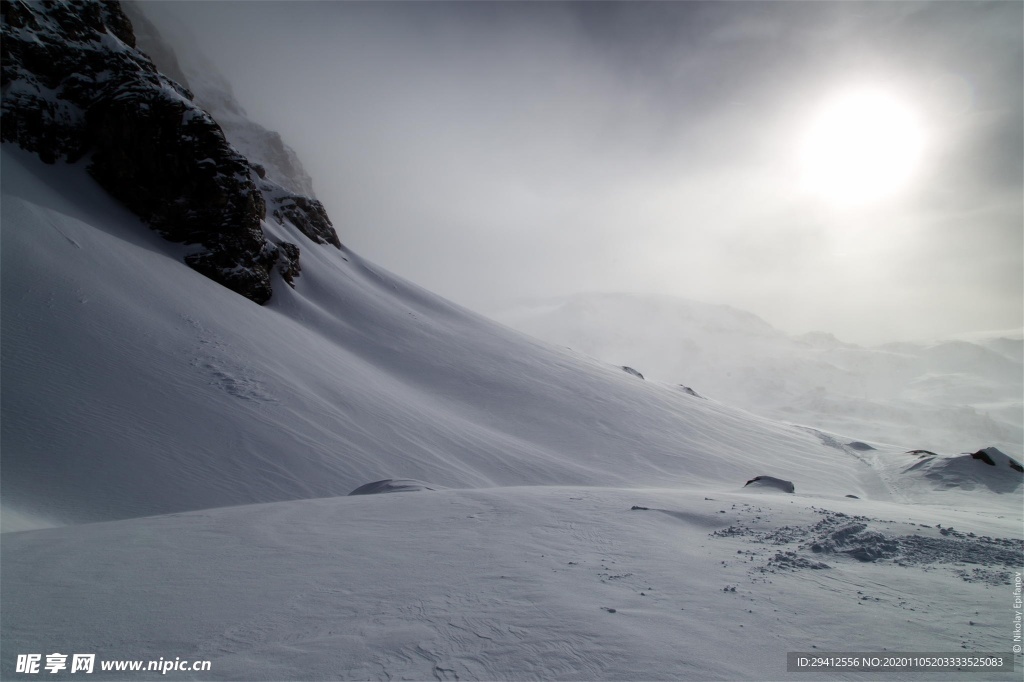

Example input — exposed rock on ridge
[122,2,320,200]
[1,0,340,303]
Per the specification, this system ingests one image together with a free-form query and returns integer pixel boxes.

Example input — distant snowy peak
[498,292,785,339]
[795,331,856,350]
[492,291,1022,457]
[0,0,338,303]
[123,3,317,198]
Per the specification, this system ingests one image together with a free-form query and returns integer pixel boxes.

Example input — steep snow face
[491,293,1023,457]
[3,147,898,529]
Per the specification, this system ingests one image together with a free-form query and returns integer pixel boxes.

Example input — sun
[798,87,926,206]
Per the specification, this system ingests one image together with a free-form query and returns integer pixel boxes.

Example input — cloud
[139,1,1021,344]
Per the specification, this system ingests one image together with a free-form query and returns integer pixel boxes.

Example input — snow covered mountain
[492,293,1023,457]
[2,144,878,528]
[2,3,1021,680]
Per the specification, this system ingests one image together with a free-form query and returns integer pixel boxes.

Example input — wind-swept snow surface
[3,488,1021,681]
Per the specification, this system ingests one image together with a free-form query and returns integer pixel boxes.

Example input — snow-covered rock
[348,479,444,495]
[899,447,1022,494]
[743,475,795,493]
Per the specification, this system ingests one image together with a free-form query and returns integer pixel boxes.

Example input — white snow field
[2,146,1022,680]
[491,293,1023,459]
[4,487,1022,681]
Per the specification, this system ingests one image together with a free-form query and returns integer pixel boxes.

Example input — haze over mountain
[493,293,1023,458]
[136,0,1023,346]
[1,2,1021,680]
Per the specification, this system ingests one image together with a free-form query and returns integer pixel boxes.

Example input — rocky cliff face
[1,0,340,303]
[121,3,319,200]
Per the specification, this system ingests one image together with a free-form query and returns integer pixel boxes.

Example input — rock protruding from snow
[348,479,443,496]
[123,3,317,199]
[900,447,1022,494]
[122,2,339,250]
[968,447,1024,472]
[259,177,341,249]
[847,441,875,451]
[679,385,705,399]
[621,366,644,380]
[0,0,339,303]
[743,475,795,493]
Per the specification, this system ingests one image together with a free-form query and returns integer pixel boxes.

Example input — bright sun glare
[799,87,927,206]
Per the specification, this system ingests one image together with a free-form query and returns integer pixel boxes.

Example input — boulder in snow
[743,476,795,493]
[621,366,644,380]
[348,479,443,496]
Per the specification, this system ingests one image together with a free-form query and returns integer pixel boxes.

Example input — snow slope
[491,293,1023,458]
[2,146,1022,680]
[1,146,884,528]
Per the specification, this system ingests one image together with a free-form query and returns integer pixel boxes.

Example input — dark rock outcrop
[123,2,318,199]
[969,447,1023,473]
[348,479,442,495]
[260,179,341,248]
[743,475,795,493]
[969,449,996,466]
[621,366,644,380]
[274,241,302,288]
[1,0,339,303]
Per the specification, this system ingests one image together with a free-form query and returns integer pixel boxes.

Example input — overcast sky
[141,1,1021,345]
